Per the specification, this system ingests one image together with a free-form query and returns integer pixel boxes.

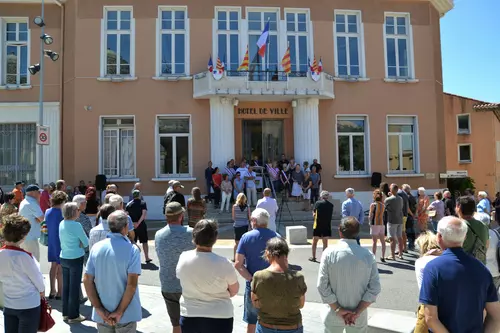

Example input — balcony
[193,70,335,101]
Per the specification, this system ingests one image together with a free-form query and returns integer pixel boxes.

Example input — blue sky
[441,0,500,103]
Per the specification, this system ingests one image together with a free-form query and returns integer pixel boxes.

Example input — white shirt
[89,219,111,251]
[256,197,279,232]
[235,167,248,177]
[487,229,500,277]
[0,248,45,309]
[415,255,439,291]
[245,171,257,189]
[176,250,238,318]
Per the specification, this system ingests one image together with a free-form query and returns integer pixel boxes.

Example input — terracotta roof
[473,103,500,110]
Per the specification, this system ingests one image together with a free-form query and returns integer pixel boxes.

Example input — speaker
[95,174,107,191]
[371,172,382,188]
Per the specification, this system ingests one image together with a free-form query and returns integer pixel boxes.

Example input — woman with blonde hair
[369,189,386,262]
[232,193,250,261]
[413,231,441,333]
[417,187,430,232]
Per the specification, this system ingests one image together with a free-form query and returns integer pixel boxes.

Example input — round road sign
[39,132,48,143]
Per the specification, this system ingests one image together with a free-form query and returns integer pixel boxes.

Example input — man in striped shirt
[317,216,381,333]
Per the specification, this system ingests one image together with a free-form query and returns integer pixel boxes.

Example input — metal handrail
[225,70,307,82]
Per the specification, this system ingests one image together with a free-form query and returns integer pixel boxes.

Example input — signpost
[440,170,468,179]
[37,125,49,145]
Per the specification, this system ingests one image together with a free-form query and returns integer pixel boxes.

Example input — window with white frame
[458,144,472,163]
[387,117,417,172]
[159,8,187,75]
[216,9,239,71]
[285,11,308,73]
[103,8,133,76]
[248,9,279,74]
[101,117,135,178]
[384,13,413,78]
[0,123,36,186]
[4,19,29,85]
[334,11,363,77]
[457,114,471,134]
[337,116,368,174]
[157,117,190,176]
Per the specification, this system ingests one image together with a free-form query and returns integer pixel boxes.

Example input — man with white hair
[235,208,278,333]
[84,210,142,332]
[477,191,492,215]
[420,216,500,333]
[341,188,364,245]
[311,190,334,262]
[256,188,279,232]
[108,194,136,242]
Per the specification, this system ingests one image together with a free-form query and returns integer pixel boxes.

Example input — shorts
[402,217,407,232]
[134,222,148,244]
[313,222,331,238]
[97,322,137,333]
[21,239,40,262]
[234,225,249,241]
[244,283,258,325]
[370,225,385,236]
[162,292,181,327]
[388,224,403,238]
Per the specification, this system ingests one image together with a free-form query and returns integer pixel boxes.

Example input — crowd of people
[0,169,499,332]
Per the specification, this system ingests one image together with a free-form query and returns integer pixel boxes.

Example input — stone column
[293,98,320,165]
[210,97,235,169]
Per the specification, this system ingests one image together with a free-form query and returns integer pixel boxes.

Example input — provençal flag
[281,46,291,74]
[238,45,249,71]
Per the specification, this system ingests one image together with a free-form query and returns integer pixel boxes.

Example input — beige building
[444,93,500,195]
[0,0,453,219]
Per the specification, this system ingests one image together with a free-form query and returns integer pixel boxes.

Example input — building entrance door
[243,120,283,164]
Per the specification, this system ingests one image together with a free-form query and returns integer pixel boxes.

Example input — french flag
[256,21,270,57]
[207,55,213,72]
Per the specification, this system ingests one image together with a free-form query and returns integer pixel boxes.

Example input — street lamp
[33,16,45,27]
[44,50,59,61]
[28,64,41,75]
[40,33,53,45]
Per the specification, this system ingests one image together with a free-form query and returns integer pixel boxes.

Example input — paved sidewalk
[0,275,416,333]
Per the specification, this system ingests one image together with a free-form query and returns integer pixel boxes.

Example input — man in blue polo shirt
[84,210,142,332]
[234,208,278,333]
[419,216,500,333]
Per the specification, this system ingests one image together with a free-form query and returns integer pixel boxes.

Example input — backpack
[493,227,500,273]
[465,220,487,264]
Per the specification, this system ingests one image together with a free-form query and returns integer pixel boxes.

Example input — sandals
[385,256,396,261]
[308,257,317,262]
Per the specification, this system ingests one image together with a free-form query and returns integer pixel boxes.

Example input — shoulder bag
[38,297,55,332]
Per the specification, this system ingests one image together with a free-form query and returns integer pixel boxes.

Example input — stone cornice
[431,0,454,17]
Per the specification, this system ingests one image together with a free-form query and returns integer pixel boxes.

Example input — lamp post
[30,0,59,185]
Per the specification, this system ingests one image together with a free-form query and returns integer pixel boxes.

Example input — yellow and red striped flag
[311,57,319,73]
[281,46,291,74]
[238,45,249,71]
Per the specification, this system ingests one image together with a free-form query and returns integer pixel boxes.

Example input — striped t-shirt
[370,202,385,226]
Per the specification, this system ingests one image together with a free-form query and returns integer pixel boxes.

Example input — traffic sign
[37,125,50,145]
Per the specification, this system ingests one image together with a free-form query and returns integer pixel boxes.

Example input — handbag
[38,297,55,332]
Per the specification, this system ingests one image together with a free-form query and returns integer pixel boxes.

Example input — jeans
[60,256,84,319]
[221,191,231,212]
[247,187,257,206]
[431,220,438,234]
[180,316,233,333]
[4,305,40,333]
[214,187,221,206]
[256,323,303,333]
[243,283,258,324]
[310,188,319,204]
[406,215,416,247]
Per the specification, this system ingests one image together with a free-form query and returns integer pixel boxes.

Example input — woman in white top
[413,231,441,333]
[476,212,500,294]
[0,214,45,333]
[176,219,239,333]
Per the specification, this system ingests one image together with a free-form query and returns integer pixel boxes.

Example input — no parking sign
[37,125,50,145]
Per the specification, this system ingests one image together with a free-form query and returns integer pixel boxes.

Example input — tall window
[337,116,367,174]
[0,123,36,186]
[285,11,308,73]
[157,117,190,176]
[334,12,363,77]
[103,8,133,76]
[4,20,29,85]
[248,10,278,74]
[216,9,239,71]
[387,117,417,173]
[385,13,412,78]
[101,118,135,178]
[457,114,471,134]
[159,8,187,75]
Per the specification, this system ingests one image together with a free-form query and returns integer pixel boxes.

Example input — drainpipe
[53,0,64,179]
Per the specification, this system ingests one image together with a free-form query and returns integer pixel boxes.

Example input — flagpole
[286,40,290,88]
[265,18,270,83]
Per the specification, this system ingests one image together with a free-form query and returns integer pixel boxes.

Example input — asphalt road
[38,242,420,313]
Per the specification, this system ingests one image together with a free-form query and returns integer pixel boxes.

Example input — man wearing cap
[310,190,334,262]
[12,181,24,207]
[155,202,195,333]
[163,181,186,215]
[19,184,44,261]
[126,190,151,263]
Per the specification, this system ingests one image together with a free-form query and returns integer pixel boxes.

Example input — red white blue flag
[256,21,270,57]
[207,55,213,72]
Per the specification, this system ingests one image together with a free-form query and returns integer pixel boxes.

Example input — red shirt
[40,190,50,213]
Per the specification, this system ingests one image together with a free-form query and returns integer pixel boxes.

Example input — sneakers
[68,315,86,324]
